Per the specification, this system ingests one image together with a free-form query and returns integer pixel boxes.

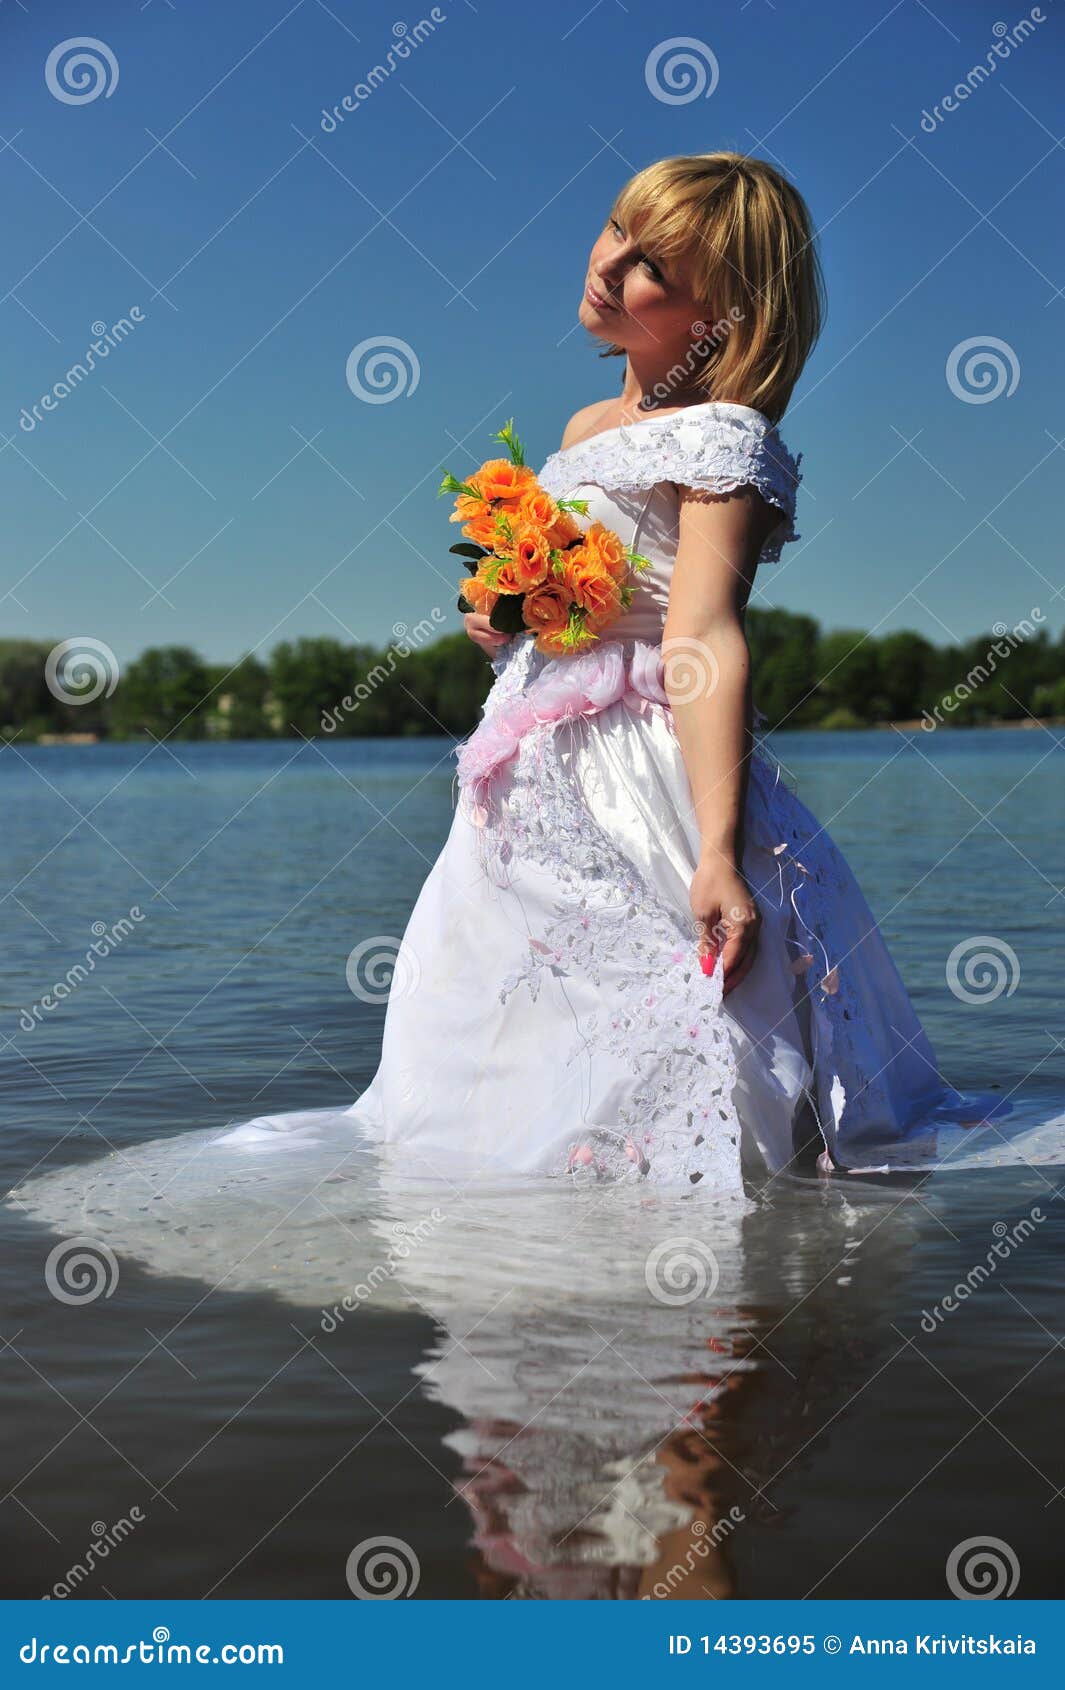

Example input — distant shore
[6,616,1061,745]
[20,716,1064,747]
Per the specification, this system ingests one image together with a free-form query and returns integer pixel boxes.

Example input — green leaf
[438,472,482,500]
[457,592,476,614]
[555,603,598,654]
[489,593,527,635]
[450,543,488,559]
[491,417,526,466]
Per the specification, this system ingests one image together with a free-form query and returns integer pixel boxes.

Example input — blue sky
[2,0,1062,666]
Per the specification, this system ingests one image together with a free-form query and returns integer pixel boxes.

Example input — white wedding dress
[9,401,1064,1276]
[170,394,1059,1194]
[331,399,1034,1191]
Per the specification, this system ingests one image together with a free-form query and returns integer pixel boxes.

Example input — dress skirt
[342,634,1005,1192]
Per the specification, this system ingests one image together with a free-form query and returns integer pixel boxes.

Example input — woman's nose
[595,254,625,287]
[599,238,638,281]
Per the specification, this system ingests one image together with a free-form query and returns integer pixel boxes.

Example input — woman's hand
[689,857,761,997]
[464,611,512,658]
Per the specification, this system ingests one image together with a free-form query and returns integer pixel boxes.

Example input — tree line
[2,609,1062,743]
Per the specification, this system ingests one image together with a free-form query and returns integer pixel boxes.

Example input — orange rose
[579,520,629,584]
[523,579,572,633]
[534,626,571,657]
[476,458,537,505]
[566,551,621,628]
[461,507,505,550]
[492,557,525,595]
[510,524,552,591]
[460,574,498,616]
[449,486,485,525]
[517,488,580,548]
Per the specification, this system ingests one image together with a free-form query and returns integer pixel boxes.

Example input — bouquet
[439,420,649,657]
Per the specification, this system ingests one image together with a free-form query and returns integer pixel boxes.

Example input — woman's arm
[663,484,778,995]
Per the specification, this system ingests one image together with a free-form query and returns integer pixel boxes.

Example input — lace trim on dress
[537,403,803,564]
[454,640,893,1183]
[456,639,745,1194]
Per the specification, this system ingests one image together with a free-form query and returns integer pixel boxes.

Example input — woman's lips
[585,283,617,311]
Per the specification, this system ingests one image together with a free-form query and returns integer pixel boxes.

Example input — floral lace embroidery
[537,403,802,564]
[455,636,967,1182]
[458,644,744,1194]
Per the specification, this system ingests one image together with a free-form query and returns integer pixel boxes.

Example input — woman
[12,155,1045,1242]
[340,151,1010,1191]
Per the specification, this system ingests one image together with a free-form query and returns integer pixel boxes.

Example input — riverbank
[14,715,1064,747]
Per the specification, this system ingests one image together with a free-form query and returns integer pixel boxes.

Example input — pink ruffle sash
[456,639,672,810]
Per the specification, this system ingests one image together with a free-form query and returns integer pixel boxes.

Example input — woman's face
[579,214,707,363]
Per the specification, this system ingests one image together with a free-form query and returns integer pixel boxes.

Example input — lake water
[2,731,1064,1600]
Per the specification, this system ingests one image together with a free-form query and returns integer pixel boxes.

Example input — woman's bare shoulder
[559,399,616,450]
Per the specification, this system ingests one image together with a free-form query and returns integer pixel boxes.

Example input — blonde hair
[602,152,825,424]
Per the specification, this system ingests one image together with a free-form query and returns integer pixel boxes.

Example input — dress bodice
[537,400,802,645]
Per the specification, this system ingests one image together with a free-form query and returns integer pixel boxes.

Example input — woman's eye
[608,219,662,280]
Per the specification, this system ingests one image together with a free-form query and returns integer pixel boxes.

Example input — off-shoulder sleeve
[663,409,802,563]
[539,404,802,564]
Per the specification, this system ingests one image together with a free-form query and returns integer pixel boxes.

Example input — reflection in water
[7,1113,919,1599]
[369,1163,911,1599]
